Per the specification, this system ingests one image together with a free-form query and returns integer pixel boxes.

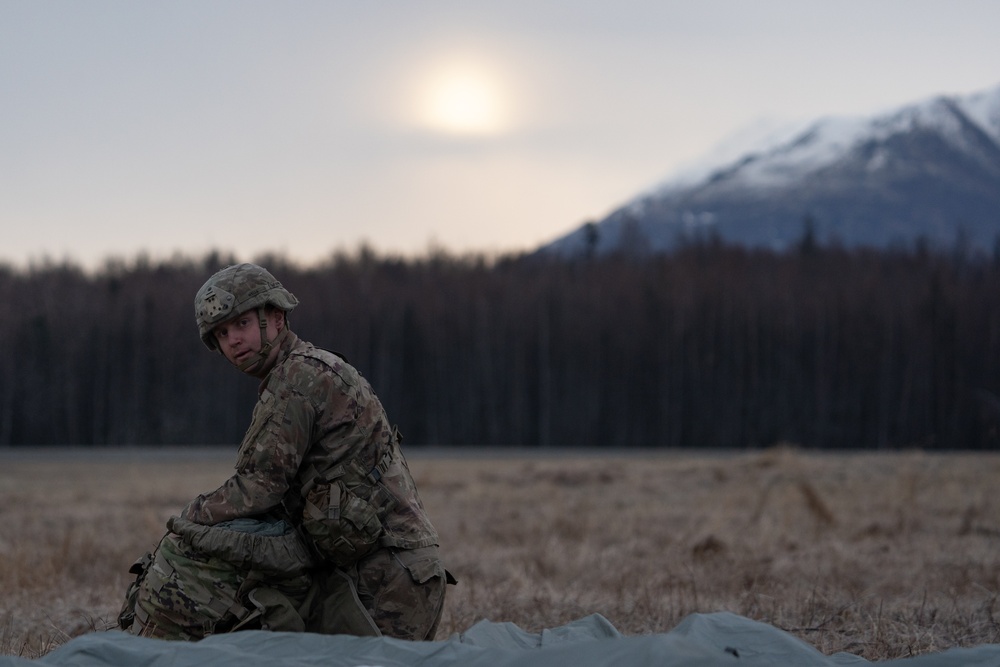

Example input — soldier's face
[212,310,282,370]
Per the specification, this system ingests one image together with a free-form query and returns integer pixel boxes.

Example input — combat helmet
[194,263,299,370]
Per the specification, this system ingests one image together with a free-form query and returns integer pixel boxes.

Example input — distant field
[2,446,999,661]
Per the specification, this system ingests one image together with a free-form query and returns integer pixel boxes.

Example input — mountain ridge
[541,83,1000,257]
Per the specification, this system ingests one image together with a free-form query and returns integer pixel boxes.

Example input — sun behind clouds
[414,58,512,136]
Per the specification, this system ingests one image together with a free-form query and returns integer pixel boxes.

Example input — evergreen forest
[3,241,999,450]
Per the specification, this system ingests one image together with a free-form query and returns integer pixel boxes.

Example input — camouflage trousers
[353,545,448,640]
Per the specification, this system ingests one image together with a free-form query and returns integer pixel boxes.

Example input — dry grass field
[2,446,1000,662]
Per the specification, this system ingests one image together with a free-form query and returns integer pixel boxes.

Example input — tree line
[2,242,999,449]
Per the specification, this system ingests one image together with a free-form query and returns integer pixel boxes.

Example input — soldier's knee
[358,546,449,640]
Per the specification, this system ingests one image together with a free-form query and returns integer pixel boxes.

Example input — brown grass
[2,446,1000,661]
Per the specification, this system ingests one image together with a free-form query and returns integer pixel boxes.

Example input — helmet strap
[236,306,289,374]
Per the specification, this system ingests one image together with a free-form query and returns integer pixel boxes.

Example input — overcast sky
[2,1,999,270]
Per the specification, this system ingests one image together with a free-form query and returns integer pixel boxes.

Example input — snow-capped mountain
[541,83,1000,256]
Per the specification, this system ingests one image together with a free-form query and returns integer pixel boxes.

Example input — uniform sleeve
[181,387,316,525]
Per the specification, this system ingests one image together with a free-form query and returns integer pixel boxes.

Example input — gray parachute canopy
[4,611,1000,667]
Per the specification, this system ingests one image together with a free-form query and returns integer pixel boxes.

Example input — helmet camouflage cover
[194,263,299,350]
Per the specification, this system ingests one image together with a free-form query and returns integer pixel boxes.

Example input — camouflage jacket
[182,331,438,554]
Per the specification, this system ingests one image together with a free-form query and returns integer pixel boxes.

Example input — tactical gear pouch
[301,476,396,567]
[117,552,153,632]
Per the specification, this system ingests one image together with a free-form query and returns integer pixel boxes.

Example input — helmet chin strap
[237,306,290,374]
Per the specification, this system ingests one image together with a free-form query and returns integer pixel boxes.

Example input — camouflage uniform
[179,264,449,640]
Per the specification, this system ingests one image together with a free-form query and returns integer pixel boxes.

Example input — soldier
[175,262,450,640]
